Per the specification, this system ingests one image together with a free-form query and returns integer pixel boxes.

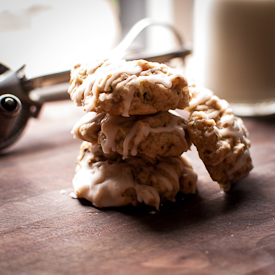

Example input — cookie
[72,111,191,159]
[72,142,197,209]
[68,58,190,117]
[187,84,253,190]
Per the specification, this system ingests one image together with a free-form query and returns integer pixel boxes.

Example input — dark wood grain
[1,101,275,275]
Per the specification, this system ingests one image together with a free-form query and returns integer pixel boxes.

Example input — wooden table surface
[1,100,275,275]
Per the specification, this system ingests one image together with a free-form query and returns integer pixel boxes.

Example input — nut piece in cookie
[73,142,197,209]
[68,59,190,117]
[187,84,253,190]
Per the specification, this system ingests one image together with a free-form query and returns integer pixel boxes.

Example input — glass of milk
[191,0,275,116]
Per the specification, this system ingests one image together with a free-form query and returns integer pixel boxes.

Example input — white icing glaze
[216,98,229,110]
[154,172,174,192]
[204,129,215,137]
[99,93,105,101]
[191,110,208,120]
[188,85,213,109]
[101,114,135,154]
[189,85,229,121]
[72,59,143,113]
[227,149,250,176]
[135,184,160,208]
[189,85,244,138]
[122,121,140,159]
[156,162,180,192]
[206,110,221,119]
[220,112,235,125]
[124,116,186,159]
[137,74,172,88]
[214,119,244,139]
[71,112,105,140]
[116,75,138,117]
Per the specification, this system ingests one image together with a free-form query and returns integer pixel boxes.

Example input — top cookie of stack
[68,58,190,117]
[67,58,195,209]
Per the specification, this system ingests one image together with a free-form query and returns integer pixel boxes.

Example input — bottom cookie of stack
[73,142,197,210]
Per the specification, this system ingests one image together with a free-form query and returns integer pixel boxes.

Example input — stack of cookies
[68,58,198,209]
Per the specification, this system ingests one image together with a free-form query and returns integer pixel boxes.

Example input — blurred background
[0,0,121,78]
[1,0,275,114]
[0,0,194,78]
[0,0,195,150]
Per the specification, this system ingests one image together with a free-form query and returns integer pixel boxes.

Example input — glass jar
[192,0,275,116]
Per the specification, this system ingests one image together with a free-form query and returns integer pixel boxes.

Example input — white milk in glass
[192,0,275,115]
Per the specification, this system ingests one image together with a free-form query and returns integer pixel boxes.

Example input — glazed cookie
[72,142,197,209]
[186,84,253,190]
[72,111,191,159]
[68,58,190,117]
